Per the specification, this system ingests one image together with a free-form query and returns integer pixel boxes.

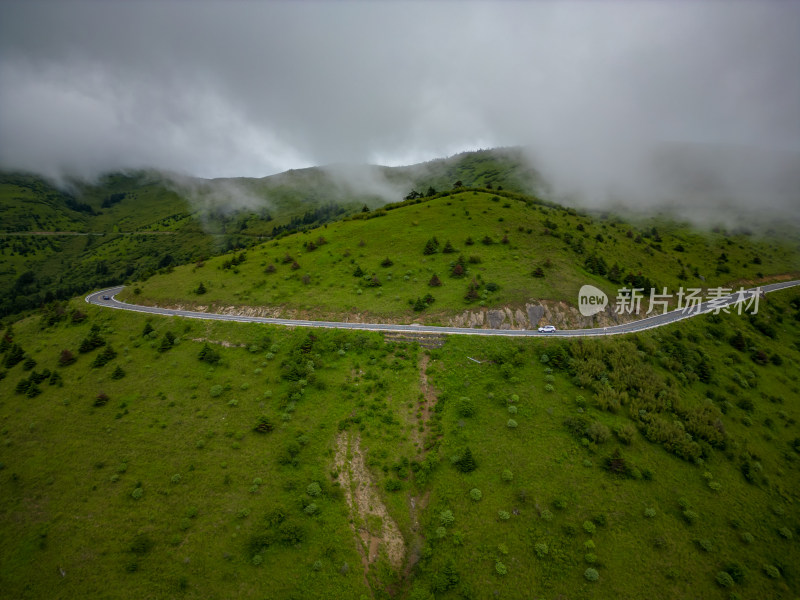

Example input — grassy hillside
[0,149,544,319]
[123,188,800,326]
[1,285,799,599]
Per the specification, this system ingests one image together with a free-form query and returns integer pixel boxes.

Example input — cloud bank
[0,1,798,215]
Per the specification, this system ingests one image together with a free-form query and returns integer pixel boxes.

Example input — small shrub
[435,526,446,539]
[253,416,274,433]
[740,532,754,544]
[534,542,548,558]
[131,487,143,500]
[507,405,517,415]
[209,385,223,398]
[778,526,793,540]
[506,419,518,429]
[469,488,482,501]
[584,567,599,582]
[439,510,455,527]
[644,508,656,518]
[94,392,110,407]
[498,510,510,521]
[544,384,555,393]
[385,479,402,492]
[495,560,507,576]
[715,571,734,587]
[58,349,76,366]
[501,469,513,482]
[587,421,611,444]
[307,482,322,497]
[553,497,567,510]
[723,562,746,584]
[252,555,263,566]
[540,510,553,521]
[696,538,713,552]
[456,397,475,417]
[585,552,597,564]
[583,521,596,534]
[304,503,318,515]
[763,564,780,579]
[614,423,636,445]
[682,510,699,524]
[170,474,182,484]
[454,447,477,473]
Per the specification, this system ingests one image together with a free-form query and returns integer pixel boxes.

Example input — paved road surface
[86,281,800,338]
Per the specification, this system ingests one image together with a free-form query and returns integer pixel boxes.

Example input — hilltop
[122,187,800,329]
[0,148,541,319]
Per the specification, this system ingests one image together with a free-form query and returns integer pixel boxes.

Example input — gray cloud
[0,1,798,215]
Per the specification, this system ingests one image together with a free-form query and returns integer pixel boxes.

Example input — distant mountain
[0,148,543,317]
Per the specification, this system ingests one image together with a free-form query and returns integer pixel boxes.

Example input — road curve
[86,281,800,338]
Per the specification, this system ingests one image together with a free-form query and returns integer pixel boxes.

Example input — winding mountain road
[86,281,800,337]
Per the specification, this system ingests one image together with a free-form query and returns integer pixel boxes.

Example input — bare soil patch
[335,431,406,590]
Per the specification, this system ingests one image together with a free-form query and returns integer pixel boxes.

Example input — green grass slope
[0,148,544,319]
[123,188,800,326]
[1,287,799,599]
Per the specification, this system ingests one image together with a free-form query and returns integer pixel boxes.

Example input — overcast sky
[1,1,798,200]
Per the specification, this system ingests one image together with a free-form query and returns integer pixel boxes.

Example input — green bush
[304,503,318,515]
[507,405,517,415]
[541,510,553,522]
[614,422,636,445]
[553,497,567,510]
[495,560,507,576]
[583,521,596,534]
[723,562,746,584]
[778,526,793,540]
[435,526,446,539]
[740,532,754,544]
[695,538,713,552]
[469,488,482,502]
[501,469,513,482]
[763,564,780,579]
[506,419,518,429]
[534,542,548,558]
[131,487,143,500]
[170,474,182,484]
[584,568,599,582]
[454,447,477,473]
[682,510,698,524]
[498,510,510,521]
[439,510,455,527]
[253,416,274,434]
[585,553,597,564]
[715,571,734,587]
[307,482,322,497]
[385,479,402,492]
[456,397,475,417]
[209,385,223,398]
[644,508,656,518]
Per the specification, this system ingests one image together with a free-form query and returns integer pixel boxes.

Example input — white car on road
[538,325,556,333]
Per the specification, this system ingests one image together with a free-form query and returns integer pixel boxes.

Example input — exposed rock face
[448,299,637,330]
[487,310,506,329]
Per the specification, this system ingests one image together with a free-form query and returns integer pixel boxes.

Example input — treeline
[269,203,346,238]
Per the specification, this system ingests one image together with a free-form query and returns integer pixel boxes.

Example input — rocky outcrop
[448,299,636,330]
